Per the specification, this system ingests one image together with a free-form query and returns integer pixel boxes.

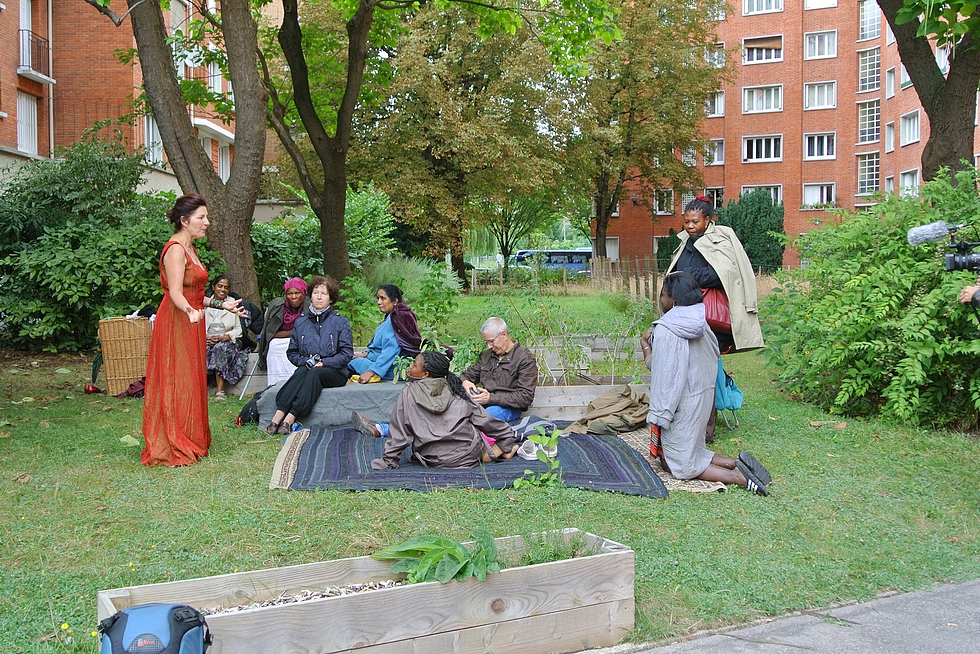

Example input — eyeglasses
[483,332,505,346]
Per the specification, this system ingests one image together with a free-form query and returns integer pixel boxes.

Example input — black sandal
[265,422,281,436]
[738,451,771,485]
[735,459,768,496]
[277,422,293,435]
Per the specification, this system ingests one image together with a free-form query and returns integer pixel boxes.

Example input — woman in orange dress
[142,194,245,466]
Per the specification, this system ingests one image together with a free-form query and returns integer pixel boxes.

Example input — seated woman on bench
[364,351,519,469]
[349,284,421,383]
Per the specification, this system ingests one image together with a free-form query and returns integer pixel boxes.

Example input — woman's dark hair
[662,271,704,307]
[308,274,341,304]
[378,284,404,303]
[420,351,470,402]
[166,193,207,232]
[683,196,715,221]
[210,274,230,293]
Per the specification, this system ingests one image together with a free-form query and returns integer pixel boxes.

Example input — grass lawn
[2,292,980,652]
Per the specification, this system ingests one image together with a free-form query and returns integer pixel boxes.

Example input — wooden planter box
[97,529,634,654]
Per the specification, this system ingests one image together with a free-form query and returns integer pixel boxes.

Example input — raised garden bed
[97,528,634,654]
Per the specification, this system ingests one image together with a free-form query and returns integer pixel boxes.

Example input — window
[708,43,725,68]
[884,176,894,193]
[858,48,881,91]
[802,183,835,208]
[704,187,725,208]
[681,147,697,166]
[743,135,783,162]
[706,91,725,117]
[208,60,222,93]
[885,67,895,98]
[16,91,37,156]
[901,110,920,146]
[858,100,880,143]
[900,64,912,88]
[744,0,781,14]
[741,185,782,203]
[743,36,783,63]
[886,20,895,44]
[804,82,836,109]
[681,191,696,209]
[857,153,880,195]
[170,0,190,79]
[936,44,950,73]
[804,132,836,160]
[900,169,919,196]
[145,115,163,164]
[654,189,674,215]
[707,139,725,165]
[200,136,212,162]
[218,144,231,182]
[707,0,726,20]
[884,122,894,152]
[805,0,836,7]
[858,0,881,40]
[743,85,782,113]
[805,31,837,59]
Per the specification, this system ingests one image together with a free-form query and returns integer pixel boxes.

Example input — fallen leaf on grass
[0,431,10,439]
[6,369,20,374]
[0,419,11,426]
[122,408,130,413]
[54,368,71,374]
[102,406,112,412]
[826,453,838,457]
[768,415,778,421]
[94,455,105,459]
[12,472,31,483]
[809,420,848,428]
[119,435,141,447]
[38,421,50,429]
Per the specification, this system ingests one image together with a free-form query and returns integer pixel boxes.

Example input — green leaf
[54,368,71,374]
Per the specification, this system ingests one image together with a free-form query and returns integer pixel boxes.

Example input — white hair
[480,317,507,337]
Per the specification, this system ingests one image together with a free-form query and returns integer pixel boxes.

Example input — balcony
[18,30,56,85]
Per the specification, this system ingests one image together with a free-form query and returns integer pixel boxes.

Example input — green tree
[479,196,557,278]
[264,0,618,281]
[566,0,729,257]
[764,167,980,429]
[716,189,785,273]
[879,0,980,180]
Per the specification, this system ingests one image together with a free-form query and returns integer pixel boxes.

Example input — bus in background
[514,248,593,275]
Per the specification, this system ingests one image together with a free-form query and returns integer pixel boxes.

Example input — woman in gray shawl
[367,351,519,469]
[644,272,771,495]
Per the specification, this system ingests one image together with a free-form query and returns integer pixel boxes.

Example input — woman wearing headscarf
[666,196,763,354]
[348,284,422,383]
[258,277,310,386]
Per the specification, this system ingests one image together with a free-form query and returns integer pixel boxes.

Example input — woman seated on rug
[266,275,354,435]
[348,284,422,383]
[364,351,519,470]
[258,277,310,386]
[645,271,771,496]
[204,275,251,401]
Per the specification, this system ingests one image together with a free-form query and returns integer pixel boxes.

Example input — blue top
[352,315,400,380]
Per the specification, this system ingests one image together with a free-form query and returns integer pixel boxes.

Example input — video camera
[907,220,980,271]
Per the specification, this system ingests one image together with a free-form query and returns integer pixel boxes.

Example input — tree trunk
[123,0,265,302]
[879,0,980,181]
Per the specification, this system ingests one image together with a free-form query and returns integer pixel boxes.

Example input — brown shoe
[351,411,381,437]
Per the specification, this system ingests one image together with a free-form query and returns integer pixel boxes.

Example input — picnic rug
[270,426,668,498]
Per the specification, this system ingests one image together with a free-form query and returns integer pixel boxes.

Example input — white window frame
[170,0,190,79]
[936,44,950,74]
[743,85,783,113]
[858,47,881,92]
[885,67,895,98]
[741,185,782,204]
[743,35,783,64]
[681,191,696,210]
[804,132,836,160]
[804,30,837,59]
[145,115,163,165]
[704,187,725,208]
[886,20,895,44]
[856,152,880,195]
[16,91,38,156]
[858,0,881,40]
[901,110,920,146]
[858,100,880,143]
[208,60,223,94]
[654,189,674,215]
[707,139,725,165]
[218,144,231,182]
[708,43,725,68]
[805,0,836,8]
[681,147,697,166]
[743,0,782,15]
[900,64,912,89]
[200,136,212,162]
[742,135,783,163]
[899,169,919,197]
[804,81,837,110]
[802,183,836,209]
[706,91,725,117]
[884,121,894,153]
[884,175,895,193]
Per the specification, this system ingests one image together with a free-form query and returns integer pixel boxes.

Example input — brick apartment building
[597,0,980,267]
[0,0,233,185]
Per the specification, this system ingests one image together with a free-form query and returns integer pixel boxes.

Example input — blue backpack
[714,358,743,429]
[98,604,212,654]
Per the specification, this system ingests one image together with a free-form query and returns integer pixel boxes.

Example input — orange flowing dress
[141,241,211,466]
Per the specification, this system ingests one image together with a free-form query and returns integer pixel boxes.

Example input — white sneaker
[517,440,539,461]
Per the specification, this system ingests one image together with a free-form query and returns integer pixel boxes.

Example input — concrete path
[589,579,980,654]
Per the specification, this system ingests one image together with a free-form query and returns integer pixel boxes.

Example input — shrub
[656,230,681,272]
[763,167,980,429]
[717,189,785,273]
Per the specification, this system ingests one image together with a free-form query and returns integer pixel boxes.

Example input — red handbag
[702,288,732,334]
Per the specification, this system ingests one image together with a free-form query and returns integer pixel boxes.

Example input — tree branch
[81,0,150,27]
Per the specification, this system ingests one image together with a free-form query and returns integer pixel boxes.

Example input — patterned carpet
[616,427,727,493]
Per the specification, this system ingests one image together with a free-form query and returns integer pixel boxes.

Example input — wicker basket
[98,317,152,396]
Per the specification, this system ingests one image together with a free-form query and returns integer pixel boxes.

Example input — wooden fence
[590,256,661,302]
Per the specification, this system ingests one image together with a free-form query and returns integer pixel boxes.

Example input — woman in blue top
[348,284,422,383]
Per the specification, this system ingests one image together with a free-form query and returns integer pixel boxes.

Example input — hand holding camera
[468,386,481,396]
[305,353,322,368]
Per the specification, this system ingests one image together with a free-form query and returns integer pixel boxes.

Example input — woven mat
[615,428,726,493]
